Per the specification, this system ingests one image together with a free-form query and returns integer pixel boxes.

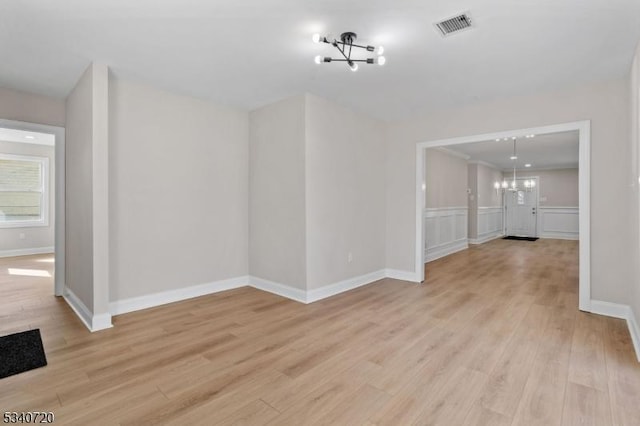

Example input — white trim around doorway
[415,120,590,312]
[0,119,65,297]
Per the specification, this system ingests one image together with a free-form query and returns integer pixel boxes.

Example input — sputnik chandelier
[312,32,386,71]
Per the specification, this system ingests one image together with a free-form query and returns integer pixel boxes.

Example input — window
[0,154,49,228]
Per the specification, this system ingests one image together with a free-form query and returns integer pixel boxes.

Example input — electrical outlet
[348,252,353,263]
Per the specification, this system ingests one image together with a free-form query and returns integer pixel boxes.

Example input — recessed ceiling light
[525,163,531,167]
[495,139,500,142]
[510,156,518,160]
[24,135,35,140]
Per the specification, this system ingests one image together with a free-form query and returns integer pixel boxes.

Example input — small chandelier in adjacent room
[494,137,536,194]
[312,32,385,71]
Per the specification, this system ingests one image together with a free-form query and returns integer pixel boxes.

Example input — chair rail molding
[538,206,579,240]
[470,206,503,245]
[423,207,468,262]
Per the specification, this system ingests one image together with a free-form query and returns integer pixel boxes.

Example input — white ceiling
[0,127,55,146]
[1,0,640,120]
[448,131,579,170]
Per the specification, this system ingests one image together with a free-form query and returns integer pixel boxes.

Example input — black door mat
[0,329,47,379]
[503,236,539,241]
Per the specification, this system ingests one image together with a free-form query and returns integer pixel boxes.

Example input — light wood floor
[1,239,639,425]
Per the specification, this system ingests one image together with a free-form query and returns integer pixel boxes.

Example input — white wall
[468,163,478,239]
[629,42,640,343]
[65,64,95,312]
[515,168,579,207]
[476,163,502,208]
[0,86,65,127]
[421,148,469,260]
[109,77,249,301]
[305,94,386,290]
[385,78,631,304]
[0,141,54,254]
[65,62,110,327]
[469,162,503,244]
[249,95,307,290]
[424,148,468,208]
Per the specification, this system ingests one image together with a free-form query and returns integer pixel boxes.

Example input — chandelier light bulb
[314,55,322,64]
[494,182,500,189]
[312,33,322,43]
[376,56,386,66]
[501,181,508,189]
[349,62,358,72]
[376,46,384,55]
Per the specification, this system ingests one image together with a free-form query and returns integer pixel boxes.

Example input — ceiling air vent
[435,13,473,37]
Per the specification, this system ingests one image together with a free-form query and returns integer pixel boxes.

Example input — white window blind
[0,154,48,227]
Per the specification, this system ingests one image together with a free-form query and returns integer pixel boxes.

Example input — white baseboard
[539,233,579,240]
[469,232,503,245]
[385,268,419,282]
[249,276,307,304]
[109,276,249,316]
[63,287,113,332]
[251,269,396,304]
[627,307,640,362]
[92,313,114,331]
[589,300,629,319]
[104,269,398,317]
[63,287,92,330]
[0,246,54,258]
[425,240,468,263]
[590,300,640,362]
[306,269,386,303]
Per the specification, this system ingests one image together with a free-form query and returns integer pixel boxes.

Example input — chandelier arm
[334,41,371,50]
[334,43,350,62]
[325,59,371,62]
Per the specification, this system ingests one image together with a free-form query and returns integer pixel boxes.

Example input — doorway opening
[416,121,590,311]
[0,119,65,297]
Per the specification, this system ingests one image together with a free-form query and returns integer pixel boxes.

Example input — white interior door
[505,179,538,237]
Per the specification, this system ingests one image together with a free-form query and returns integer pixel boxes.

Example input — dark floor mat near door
[502,236,539,241]
[0,329,47,379]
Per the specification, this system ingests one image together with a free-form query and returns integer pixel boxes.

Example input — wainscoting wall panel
[424,207,468,262]
[539,207,579,240]
[470,206,503,245]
